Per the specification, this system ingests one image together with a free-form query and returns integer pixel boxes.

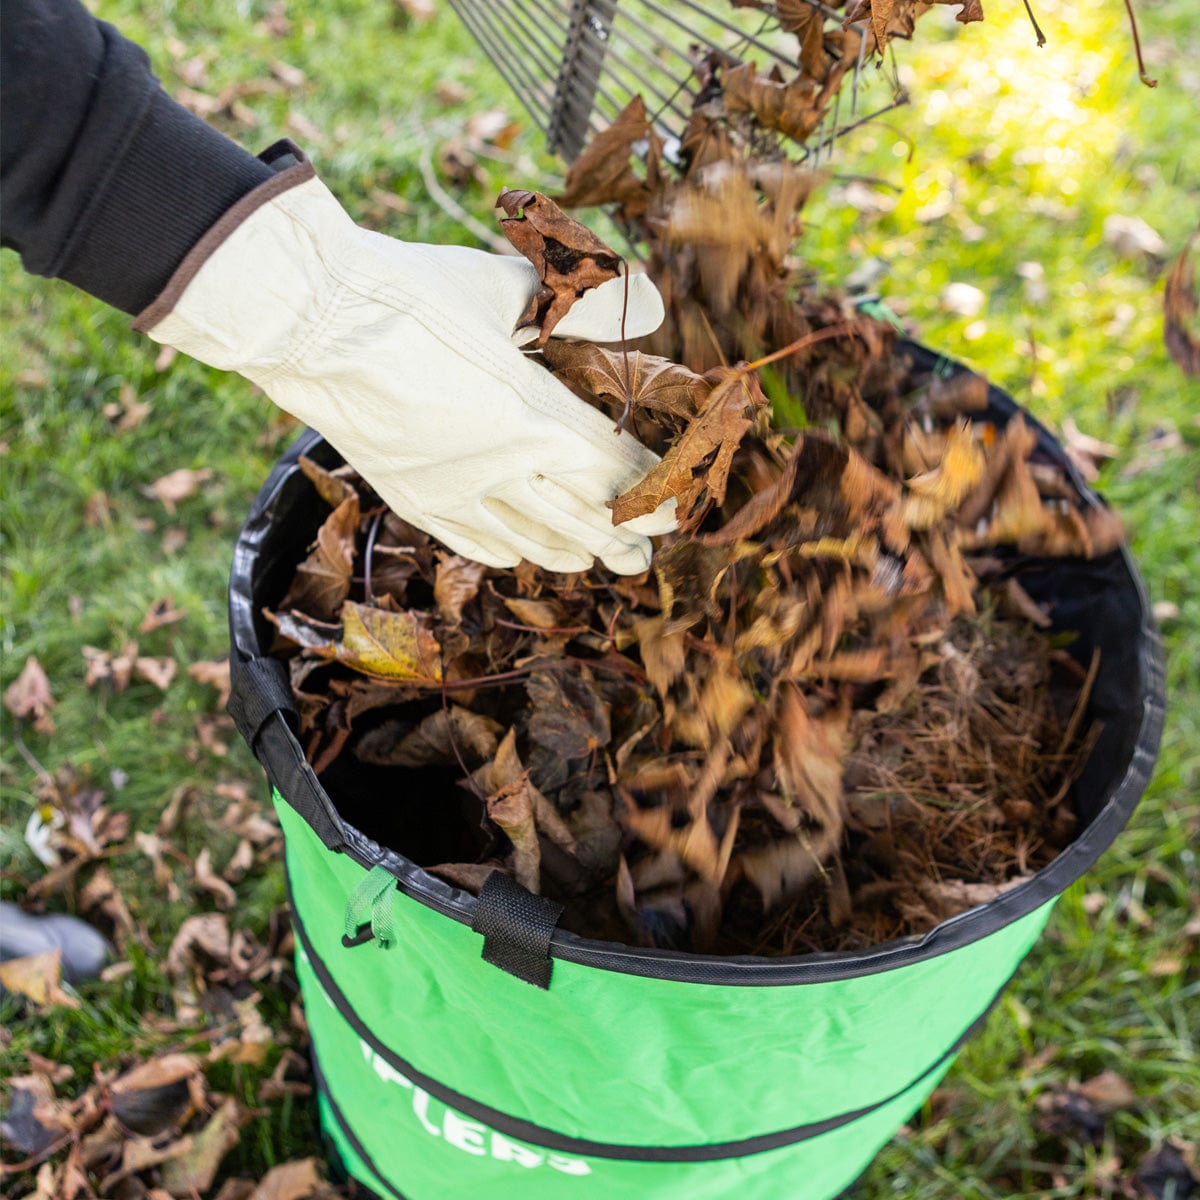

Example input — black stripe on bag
[290,892,1017,1163]
[313,1056,408,1200]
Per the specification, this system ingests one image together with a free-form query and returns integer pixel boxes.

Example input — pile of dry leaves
[265,167,1122,954]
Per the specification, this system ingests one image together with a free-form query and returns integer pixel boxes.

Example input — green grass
[2,0,1197,1195]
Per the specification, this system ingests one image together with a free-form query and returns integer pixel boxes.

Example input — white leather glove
[134,164,675,574]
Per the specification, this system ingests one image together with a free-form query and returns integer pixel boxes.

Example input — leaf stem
[1121,0,1158,87]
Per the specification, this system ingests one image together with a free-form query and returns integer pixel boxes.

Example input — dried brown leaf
[434,554,487,624]
[109,1055,200,1137]
[611,369,766,529]
[159,1098,246,1196]
[281,495,360,620]
[541,339,709,420]
[138,597,186,634]
[246,1159,323,1200]
[0,950,80,1009]
[557,96,656,217]
[187,657,232,708]
[496,189,622,343]
[4,655,56,734]
[1164,234,1200,376]
[487,772,541,893]
[141,467,213,513]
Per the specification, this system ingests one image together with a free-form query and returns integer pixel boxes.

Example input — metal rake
[445,0,863,164]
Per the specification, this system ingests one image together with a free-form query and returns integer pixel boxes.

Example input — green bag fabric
[229,342,1164,1199]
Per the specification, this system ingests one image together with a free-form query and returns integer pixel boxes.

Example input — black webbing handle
[472,870,564,990]
[228,655,296,749]
[228,655,349,854]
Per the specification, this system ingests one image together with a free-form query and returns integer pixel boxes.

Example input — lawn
[1,0,1197,1197]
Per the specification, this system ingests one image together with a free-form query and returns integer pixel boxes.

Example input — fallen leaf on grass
[1061,416,1119,482]
[1163,234,1200,377]
[83,641,139,691]
[135,655,177,691]
[159,1097,247,1196]
[142,468,214,513]
[0,1074,72,1155]
[188,657,232,707]
[194,848,237,909]
[4,655,56,734]
[102,382,152,432]
[247,1158,323,1200]
[1075,1069,1136,1115]
[138,597,187,634]
[0,950,80,1009]
[109,1055,201,1136]
[167,913,230,979]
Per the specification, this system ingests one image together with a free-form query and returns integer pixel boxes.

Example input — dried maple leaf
[541,339,710,423]
[722,61,846,144]
[496,188,622,343]
[4,655,56,734]
[610,368,767,530]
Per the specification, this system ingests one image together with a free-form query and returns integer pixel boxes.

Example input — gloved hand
[134,163,675,575]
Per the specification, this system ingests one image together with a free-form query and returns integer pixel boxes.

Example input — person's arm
[1,0,272,314]
[1,0,675,573]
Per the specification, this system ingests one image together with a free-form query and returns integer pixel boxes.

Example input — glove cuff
[131,143,350,375]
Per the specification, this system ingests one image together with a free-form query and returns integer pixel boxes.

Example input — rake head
[446,0,867,164]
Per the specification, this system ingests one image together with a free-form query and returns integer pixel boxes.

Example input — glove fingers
[537,469,679,539]
[480,496,597,574]
[419,514,522,570]
[499,480,654,575]
[542,271,665,344]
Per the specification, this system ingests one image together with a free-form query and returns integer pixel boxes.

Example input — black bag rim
[228,340,1166,987]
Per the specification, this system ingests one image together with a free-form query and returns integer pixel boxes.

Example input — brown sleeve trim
[131,157,317,333]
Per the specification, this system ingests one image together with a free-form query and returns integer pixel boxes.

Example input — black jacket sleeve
[1,0,274,314]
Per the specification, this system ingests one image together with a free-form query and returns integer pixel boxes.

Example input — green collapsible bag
[227,343,1165,1200]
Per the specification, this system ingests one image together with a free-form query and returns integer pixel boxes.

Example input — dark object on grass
[0,901,111,985]
[226,342,1164,1200]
